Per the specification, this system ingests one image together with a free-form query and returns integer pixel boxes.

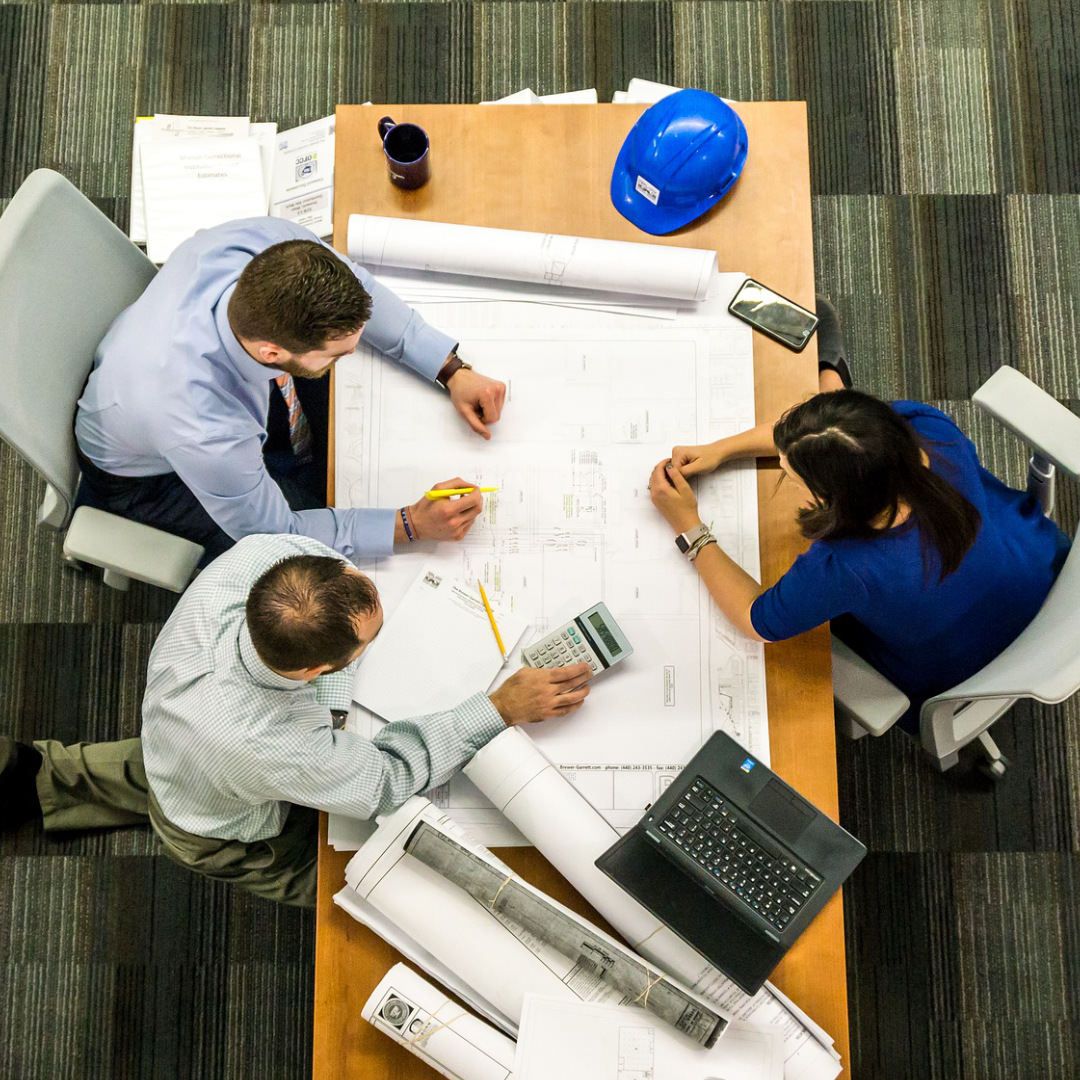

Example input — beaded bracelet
[400,506,417,542]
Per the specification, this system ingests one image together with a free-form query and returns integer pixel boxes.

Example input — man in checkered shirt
[1,534,591,907]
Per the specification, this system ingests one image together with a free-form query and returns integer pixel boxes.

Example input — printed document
[352,566,528,722]
[270,115,336,236]
[140,137,266,263]
[514,997,784,1080]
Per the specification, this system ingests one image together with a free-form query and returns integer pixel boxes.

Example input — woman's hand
[670,442,725,478]
[649,459,702,534]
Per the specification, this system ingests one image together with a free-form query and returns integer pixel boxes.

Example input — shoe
[0,736,44,828]
[815,296,853,388]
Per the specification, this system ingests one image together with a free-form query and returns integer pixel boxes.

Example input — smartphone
[728,278,819,352]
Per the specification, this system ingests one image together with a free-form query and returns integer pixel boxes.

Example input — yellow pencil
[425,486,498,499]
[477,580,507,661]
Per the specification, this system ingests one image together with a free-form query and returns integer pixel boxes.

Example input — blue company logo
[740,757,756,773]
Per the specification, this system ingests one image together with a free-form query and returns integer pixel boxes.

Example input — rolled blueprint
[337,797,723,1046]
[405,823,726,1048]
[347,215,717,302]
[362,963,516,1080]
[464,728,843,1080]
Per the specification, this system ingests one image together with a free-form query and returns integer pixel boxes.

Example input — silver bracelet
[686,531,717,562]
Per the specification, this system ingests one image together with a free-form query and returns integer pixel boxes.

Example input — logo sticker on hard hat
[634,175,660,206]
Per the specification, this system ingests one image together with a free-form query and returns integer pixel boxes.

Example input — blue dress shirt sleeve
[347,261,457,382]
[165,427,397,560]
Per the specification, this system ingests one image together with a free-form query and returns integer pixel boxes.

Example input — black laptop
[595,730,865,995]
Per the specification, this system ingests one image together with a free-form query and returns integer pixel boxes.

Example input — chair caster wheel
[978,755,1009,781]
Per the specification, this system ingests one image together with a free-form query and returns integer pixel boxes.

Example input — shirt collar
[237,622,309,691]
[214,282,283,386]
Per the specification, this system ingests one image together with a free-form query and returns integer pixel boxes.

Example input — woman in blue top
[648,354,1070,733]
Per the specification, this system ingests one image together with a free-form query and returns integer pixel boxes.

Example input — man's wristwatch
[436,350,472,389]
[675,523,710,557]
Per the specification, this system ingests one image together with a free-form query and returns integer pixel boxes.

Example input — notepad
[353,567,529,721]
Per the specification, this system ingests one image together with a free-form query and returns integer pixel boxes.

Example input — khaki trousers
[34,738,319,908]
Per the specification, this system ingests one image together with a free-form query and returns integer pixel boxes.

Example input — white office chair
[0,169,203,592]
[833,366,1080,777]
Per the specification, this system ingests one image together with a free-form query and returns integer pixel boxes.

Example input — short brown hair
[229,240,373,353]
[246,555,379,671]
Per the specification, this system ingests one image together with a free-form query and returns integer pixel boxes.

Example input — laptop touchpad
[750,780,815,845]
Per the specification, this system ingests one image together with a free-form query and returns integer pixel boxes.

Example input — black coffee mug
[378,116,431,190]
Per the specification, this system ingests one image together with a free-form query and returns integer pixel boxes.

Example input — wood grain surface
[318,102,847,1079]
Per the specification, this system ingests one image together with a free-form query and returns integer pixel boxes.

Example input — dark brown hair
[773,391,981,581]
[246,555,379,671]
[229,240,373,353]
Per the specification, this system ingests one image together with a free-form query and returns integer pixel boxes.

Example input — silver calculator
[522,602,633,676]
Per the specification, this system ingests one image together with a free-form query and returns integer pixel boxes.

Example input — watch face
[675,534,691,553]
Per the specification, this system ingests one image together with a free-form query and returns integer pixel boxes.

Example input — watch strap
[675,523,710,554]
[436,351,472,389]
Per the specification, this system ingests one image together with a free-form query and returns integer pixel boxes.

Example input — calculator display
[588,612,622,657]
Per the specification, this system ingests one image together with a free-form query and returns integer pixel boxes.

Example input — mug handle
[378,116,396,141]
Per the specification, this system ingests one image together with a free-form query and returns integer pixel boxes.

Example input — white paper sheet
[331,292,767,845]
[363,963,516,1080]
[141,137,266,264]
[353,566,528,721]
[481,88,599,105]
[514,997,783,1080]
[347,216,717,302]
[462,728,842,1080]
[128,114,251,244]
[270,114,336,236]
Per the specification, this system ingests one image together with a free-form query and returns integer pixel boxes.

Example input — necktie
[274,374,314,464]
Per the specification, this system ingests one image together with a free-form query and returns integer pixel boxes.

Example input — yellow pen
[477,580,507,661]
[424,486,498,499]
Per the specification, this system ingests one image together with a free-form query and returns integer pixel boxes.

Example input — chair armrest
[973,366,1080,478]
[831,638,911,735]
[64,506,203,593]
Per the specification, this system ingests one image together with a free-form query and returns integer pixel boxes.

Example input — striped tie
[274,374,314,464]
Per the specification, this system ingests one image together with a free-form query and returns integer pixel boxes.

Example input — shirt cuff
[356,507,398,559]
[409,324,459,383]
[454,691,507,749]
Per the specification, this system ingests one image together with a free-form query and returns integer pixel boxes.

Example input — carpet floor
[1,2,1078,1077]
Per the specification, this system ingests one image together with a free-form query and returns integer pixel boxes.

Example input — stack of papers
[129,113,336,263]
[611,77,737,106]
[481,87,599,105]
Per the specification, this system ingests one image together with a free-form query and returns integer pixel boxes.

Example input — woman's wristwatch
[675,523,717,562]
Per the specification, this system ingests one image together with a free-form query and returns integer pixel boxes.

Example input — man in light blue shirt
[75,218,507,562]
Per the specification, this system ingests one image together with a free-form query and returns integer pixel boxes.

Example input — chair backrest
[0,169,155,526]
[923,524,1080,712]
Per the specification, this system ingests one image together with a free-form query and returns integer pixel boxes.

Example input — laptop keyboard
[657,776,822,933]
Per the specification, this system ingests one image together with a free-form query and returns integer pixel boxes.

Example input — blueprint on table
[329,280,768,848]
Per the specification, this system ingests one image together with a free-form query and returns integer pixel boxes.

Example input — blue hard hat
[611,89,749,235]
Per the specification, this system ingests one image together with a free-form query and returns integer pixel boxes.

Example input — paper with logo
[363,963,516,1080]
[270,115,336,236]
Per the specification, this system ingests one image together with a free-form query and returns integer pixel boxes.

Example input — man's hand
[447,367,507,440]
[648,459,702,534]
[670,442,724,478]
[400,478,485,543]
[489,663,592,725]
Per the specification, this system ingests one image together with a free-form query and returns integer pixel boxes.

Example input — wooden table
[317,103,847,1079]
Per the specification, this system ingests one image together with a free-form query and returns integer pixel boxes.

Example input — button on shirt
[141,533,506,842]
[75,218,457,562]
